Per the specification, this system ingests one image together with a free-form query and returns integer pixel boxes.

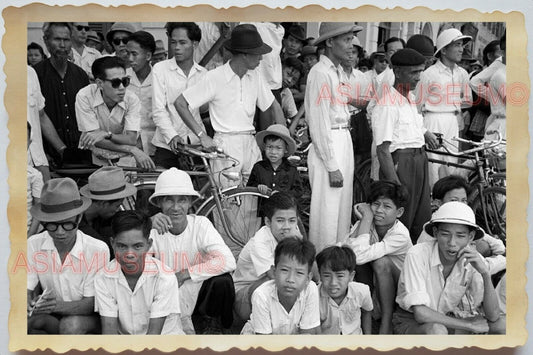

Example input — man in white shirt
[174,24,285,188]
[70,22,102,80]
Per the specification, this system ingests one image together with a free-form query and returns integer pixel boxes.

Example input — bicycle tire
[197,187,269,258]
[471,186,506,243]
[355,158,372,191]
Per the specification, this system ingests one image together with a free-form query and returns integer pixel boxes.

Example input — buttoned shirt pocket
[438,279,468,315]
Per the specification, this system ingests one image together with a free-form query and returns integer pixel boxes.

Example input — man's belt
[331,124,350,130]
[216,130,256,135]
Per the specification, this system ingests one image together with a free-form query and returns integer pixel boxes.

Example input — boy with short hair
[94,211,184,334]
[316,246,373,334]
[233,192,301,321]
[416,175,506,275]
[241,237,320,334]
[344,180,413,334]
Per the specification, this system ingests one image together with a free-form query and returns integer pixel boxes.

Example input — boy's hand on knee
[32,294,57,315]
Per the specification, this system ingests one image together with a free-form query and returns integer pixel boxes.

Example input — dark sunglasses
[104,76,130,89]
[42,221,78,232]
[112,37,130,46]
[75,25,90,32]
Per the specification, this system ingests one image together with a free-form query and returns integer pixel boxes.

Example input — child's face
[442,188,468,204]
[303,54,318,70]
[319,264,354,303]
[266,208,299,242]
[282,65,301,88]
[28,49,43,66]
[283,35,304,56]
[264,137,287,164]
[274,254,311,300]
[112,228,152,275]
[370,196,403,228]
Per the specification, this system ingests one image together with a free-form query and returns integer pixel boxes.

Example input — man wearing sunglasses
[70,22,102,80]
[75,56,155,170]
[105,22,137,67]
[27,177,109,334]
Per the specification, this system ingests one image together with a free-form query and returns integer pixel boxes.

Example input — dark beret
[390,48,426,66]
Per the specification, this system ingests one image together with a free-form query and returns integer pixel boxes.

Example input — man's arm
[93,132,155,170]
[32,295,95,316]
[39,110,67,155]
[258,99,286,131]
[376,142,400,184]
[299,325,320,334]
[361,309,372,334]
[174,94,216,150]
[412,304,489,333]
[146,316,166,334]
[100,316,120,334]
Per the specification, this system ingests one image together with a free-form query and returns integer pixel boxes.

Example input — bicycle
[425,132,506,243]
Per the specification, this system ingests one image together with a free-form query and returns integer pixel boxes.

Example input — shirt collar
[436,59,459,74]
[169,58,203,77]
[259,158,291,171]
[40,230,84,259]
[429,240,443,268]
[319,54,337,71]
[223,60,253,83]
[92,84,126,110]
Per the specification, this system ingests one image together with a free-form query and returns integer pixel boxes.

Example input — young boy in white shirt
[233,192,301,321]
[316,245,373,334]
[241,237,320,334]
[94,211,183,334]
[345,180,413,334]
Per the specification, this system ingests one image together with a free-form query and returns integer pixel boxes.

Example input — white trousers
[308,130,354,252]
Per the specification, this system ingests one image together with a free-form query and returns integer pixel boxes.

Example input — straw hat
[434,28,471,55]
[149,168,200,206]
[256,124,297,156]
[423,201,484,240]
[86,30,101,44]
[31,178,92,222]
[80,166,136,200]
[312,22,363,46]
[224,24,272,55]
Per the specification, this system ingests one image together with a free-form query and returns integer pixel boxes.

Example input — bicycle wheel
[355,158,372,191]
[471,186,506,243]
[197,187,269,258]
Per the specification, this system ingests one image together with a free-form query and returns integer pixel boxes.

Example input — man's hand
[151,213,173,234]
[199,135,218,152]
[328,170,343,188]
[257,184,272,195]
[79,130,108,149]
[176,269,191,287]
[466,315,490,334]
[169,135,184,153]
[424,131,441,150]
[354,203,373,221]
[459,244,489,276]
[28,291,56,315]
[132,148,155,170]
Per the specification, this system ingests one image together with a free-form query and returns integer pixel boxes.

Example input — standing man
[70,22,102,80]
[126,30,157,157]
[75,56,154,169]
[174,24,285,188]
[372,48,438,242]
[105,22,137,66]
[416,28,473,187]
[34,22,91,166]
[151,22,208,169]
[304,22,362,252]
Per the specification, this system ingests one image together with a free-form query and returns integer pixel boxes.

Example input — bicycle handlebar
[430,131,503,157]
[175,142,238,163]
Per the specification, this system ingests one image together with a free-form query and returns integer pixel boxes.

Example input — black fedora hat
[224,24,272,55]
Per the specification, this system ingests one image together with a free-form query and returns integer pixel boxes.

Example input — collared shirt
[151,59,207,149]
[94,256,184,335]
[232,226,277,292]
[372,86,426,152]
[183,61,275,133]
[488,66,506,117]
[416,60,473,113]
[72,45,102,78]
[305,55,351,172]
[281,87,298,119]
[27,230,109,301]
[396,240,485,316]
[247,158,303,196]
[27,165,43,231]
[319,281,373,335]
[469,58,504,102]
[149,215,236,282]
[27,65,48,167]
[342,67,371,114]
[241,279,320,334]
[344,219,412,271]
[34,58,90,150]
[126,67,156,155]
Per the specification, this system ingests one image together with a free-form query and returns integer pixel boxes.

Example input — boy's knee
[423,322,448,334]
[59,316,94,334]
[489,316,506,334]
[372,256,392,273]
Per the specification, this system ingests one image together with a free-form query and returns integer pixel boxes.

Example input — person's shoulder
[390,220,411,238]
[85,46,101,56]
[68,61,89,76]
[27,231,51,245]
[79,230,109,252]
[254,279,276,299]
[349,281,371,297]
[407,239,434,257]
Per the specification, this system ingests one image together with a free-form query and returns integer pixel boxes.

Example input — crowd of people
[26,21,506,335]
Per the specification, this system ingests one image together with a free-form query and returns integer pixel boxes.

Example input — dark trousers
[154,147,190,170]
[193,273,235,328]
[390,148,432,243]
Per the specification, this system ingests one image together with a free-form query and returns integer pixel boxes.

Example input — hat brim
[256,130,297,157]
[312,25,363,46]
[224,40,272,55]
[423,219,484,240]
[434,35,472,55]
[79,183,137,200]
[148,190,200,206]
[30,197,92,223]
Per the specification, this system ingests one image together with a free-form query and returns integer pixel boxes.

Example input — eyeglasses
[112,37,130,46]
[75,25,90,32]
[42,221,78,232]
[104,76,131,88]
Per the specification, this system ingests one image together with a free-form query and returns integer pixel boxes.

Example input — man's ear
[265,216,272,229]
[193,41,199,50]
[146,237,153,250]
[396,206,405,219]
[349,270,356,281]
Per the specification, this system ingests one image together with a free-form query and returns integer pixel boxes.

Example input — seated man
[75,56,154,169]
[79,166,137,253]
[148,168,236,334]
[27,178,109,334]
[95,211,184,334]
[394,202,505,334]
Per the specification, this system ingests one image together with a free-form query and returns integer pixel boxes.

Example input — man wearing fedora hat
[148,168,236,334]
[27,177,109,334]
[79,166,137,253]
[85,30,102,51]
[174,24,285,189]
[151,39,168,66]
[394,202,504,334]
[281,24,306,61]
[304,22,362,252]
[416,28,473,187]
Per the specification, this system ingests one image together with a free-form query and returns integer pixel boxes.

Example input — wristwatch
[105,131,113,139]
[197,130,205,138]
